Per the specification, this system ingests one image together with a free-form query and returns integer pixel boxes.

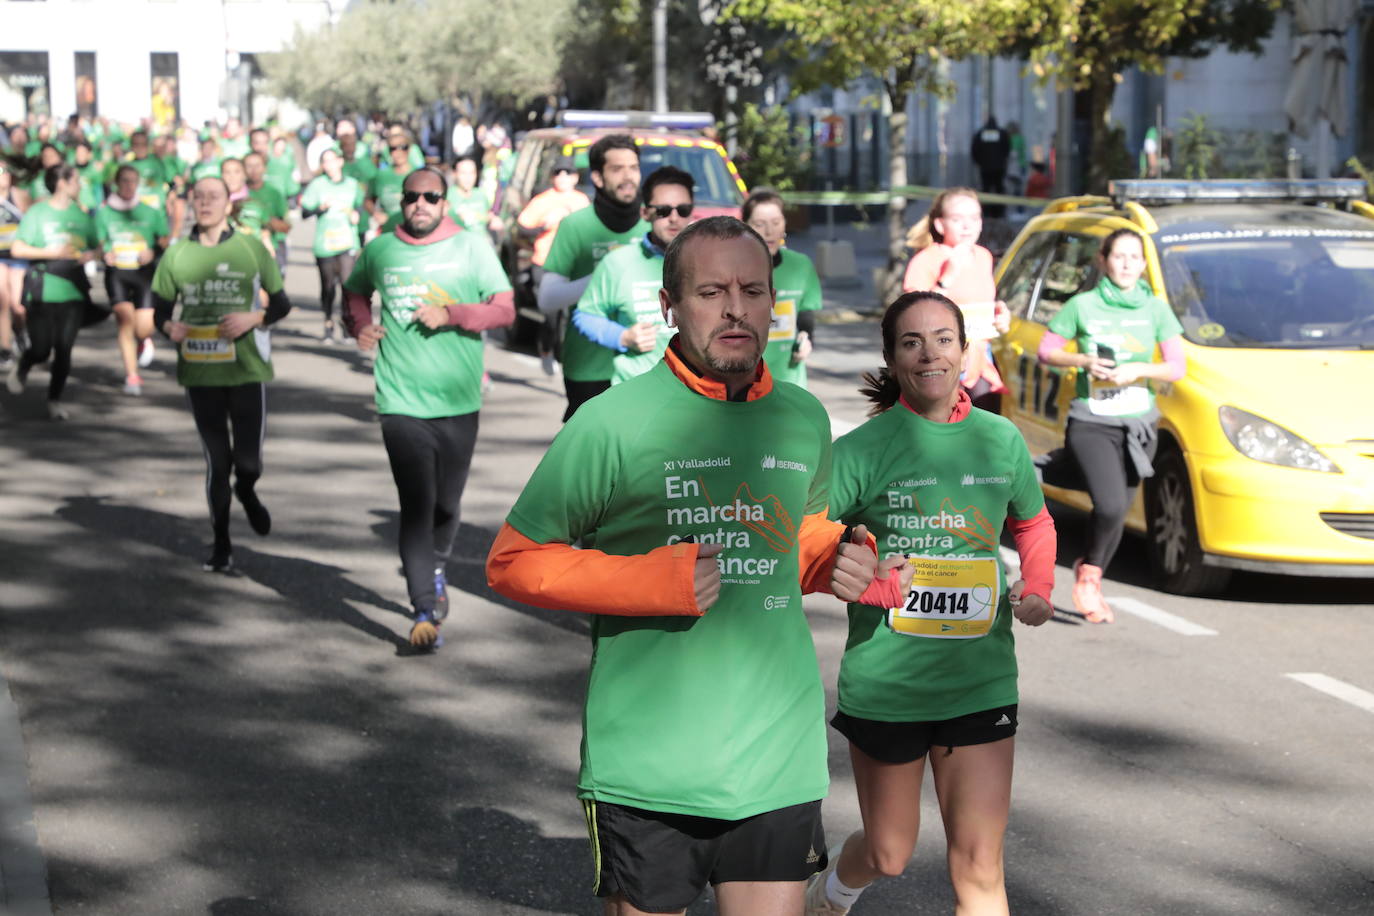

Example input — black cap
[552,156,578,174]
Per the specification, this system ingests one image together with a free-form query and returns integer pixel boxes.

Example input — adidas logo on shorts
[806,846,820,864]
[994,714,1012,726]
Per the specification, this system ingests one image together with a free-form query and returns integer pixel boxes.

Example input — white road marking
[1107,596,1219,636]
[1285,673,1374,715]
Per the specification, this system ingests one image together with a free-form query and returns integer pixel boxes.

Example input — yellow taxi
[993,180,1374,594]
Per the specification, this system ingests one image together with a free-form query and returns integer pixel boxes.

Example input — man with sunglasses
[538,134,648,420]
[572,166,694,385]
[300,147,364,343]
[343,167,513,651]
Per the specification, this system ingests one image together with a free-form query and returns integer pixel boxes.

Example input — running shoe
[235,482,272,536]
[409,610,443,649]
[804,850,851,915]
[539,351,556,377]
[6,360,23,395]
[137,338,156,368]
[123,374,143,396]
[481,371,493,393]
[1072,559,1114,624]
[322,322,336,345]
[0,349,12,373]
[47,401,69,421]
[203,542,234,573]
[433,567,449,623]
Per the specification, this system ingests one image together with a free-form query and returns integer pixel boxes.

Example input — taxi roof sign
[556,110,715,131]
[1109,179,1368,208]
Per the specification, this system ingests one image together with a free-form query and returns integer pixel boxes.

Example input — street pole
[652,0,668,113]
[1054,82,1074,197]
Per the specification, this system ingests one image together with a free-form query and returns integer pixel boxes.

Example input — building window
[75,51,97,118]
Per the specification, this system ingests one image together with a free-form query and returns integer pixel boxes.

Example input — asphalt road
[1,226,1372,915]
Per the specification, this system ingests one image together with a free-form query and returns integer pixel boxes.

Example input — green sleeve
[1154,297,1184,341]
[271,188,288,220]
[93,208,111,246]
[506,411,624,545]
[300,179,320,211]
[15,210,44,247]
[366,174,382,200]
[353,180,365,211]
[576,255,617,320]
[343,245,374,296]
[827,429,869,522]
[799,255,823,312]
[1006,427,1045,520]
[541,219,580,277]
[468,235,513,300]
[79,212,97,249]
[152,206,169,239]
[807,429,833,517]
[253,237,284,294]
[1046,294,1083,340]
[151,244,180,300]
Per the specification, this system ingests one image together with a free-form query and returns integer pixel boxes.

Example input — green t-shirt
[190,158,222,182]
[300,175,364,258]
[16,201,96,302]
[764,248,823,388]
[220,136,249,160]
[94,201,167,271]
[266,152,299,199]
[368,169,406,221]
[151,232,284,387]
[156,154,187,195]
[76,161,105,211]
[505,361,834,819]
[344,229,511,418]
[542,206,650,383]
[247,183,288,245]
[1046,278,1184,416]
[446,186,492,233]
[126,156,169,210]
[829,406,1044,722]
[576,239,673,384]
[343,155,377,189]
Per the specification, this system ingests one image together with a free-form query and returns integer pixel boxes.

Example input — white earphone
[665,308,676,328]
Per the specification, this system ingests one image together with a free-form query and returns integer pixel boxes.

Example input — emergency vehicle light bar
[1110,179,1367,207]
[557,110,716,131]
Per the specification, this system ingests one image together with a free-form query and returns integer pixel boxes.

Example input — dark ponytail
[859,367,903,416]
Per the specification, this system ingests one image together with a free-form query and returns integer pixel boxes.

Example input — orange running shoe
[1072,559,1115,624]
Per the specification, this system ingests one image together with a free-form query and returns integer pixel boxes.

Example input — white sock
[826,865,867,908]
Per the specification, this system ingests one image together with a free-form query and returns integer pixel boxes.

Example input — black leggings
[316,251,356,322]
[187,383,266,547]
[1066,418,1156,570]
[18,299,84,401]
[380,412,479,612]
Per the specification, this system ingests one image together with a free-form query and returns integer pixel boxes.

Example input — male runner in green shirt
[343,166,513,649]
[489,216,880,915]
[573,165,693,384]
[537,134,648,420]
[244,152,291,273]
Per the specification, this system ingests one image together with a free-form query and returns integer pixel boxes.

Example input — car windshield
[576,143,742,208]
[1159,231,1374,348]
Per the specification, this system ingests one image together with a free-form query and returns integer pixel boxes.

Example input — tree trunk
[1086,69,1118,195]
[882,86,910,308]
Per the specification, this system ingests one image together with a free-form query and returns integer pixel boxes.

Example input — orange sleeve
[796,511,877,595]
[485,522,702,617]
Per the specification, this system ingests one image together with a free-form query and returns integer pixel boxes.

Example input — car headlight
[1217,406,1340,472]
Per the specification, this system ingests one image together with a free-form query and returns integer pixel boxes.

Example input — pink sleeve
[343,290,373,337]
[443,290,515,332]
[1009,507,1056,604]
[1037,331,1069,364]
[857,566,905,609]
[1159,336,1186,381]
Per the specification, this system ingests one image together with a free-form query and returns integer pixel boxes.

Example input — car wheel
[1146,449,1231,596]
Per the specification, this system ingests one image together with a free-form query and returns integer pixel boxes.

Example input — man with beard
[343,167,513,651]
[488,216,883,916]
[537,134,648,420]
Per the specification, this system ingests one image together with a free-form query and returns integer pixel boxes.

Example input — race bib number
[888,555,999,639]
[181,325,236,363]
[0,224,16,248]
[1088,378,1151,417]
[769,298,797,342]
[323,225,355,252]
[139,192,161,210]
[961,301,998,341]
[112,239,147,271]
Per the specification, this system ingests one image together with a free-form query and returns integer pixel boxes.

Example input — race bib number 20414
[888,555,999,639]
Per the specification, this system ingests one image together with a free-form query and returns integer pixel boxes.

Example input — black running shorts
[832,704,1018,765]
[583,798,826,912]
[104,266,155,310]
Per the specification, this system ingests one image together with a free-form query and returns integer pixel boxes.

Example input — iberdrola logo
[761,455,777,470]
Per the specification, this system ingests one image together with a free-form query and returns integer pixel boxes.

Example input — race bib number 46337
[888,555,999,639]
[181,325,236,363]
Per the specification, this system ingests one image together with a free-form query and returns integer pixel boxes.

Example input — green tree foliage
[720,103,812,191]
[263,0,573,120]
[730,0,1025,304]
[1009,0,1280,192]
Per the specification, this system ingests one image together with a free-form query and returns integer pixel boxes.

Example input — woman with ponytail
[903,188,1010,409]
[806,290,1057,916]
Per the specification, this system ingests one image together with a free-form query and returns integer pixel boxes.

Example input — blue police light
[557,110,716,131]
[1110,179,1367,207]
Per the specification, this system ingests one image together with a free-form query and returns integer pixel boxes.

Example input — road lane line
[0,665,53,914]
[1107,596,1219,636]
[1285,673,1374,715]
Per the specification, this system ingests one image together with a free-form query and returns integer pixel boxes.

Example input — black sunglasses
[390,143,410,152]
[402,190,444,206]
[553,167,575,175]
[645,203,693,219]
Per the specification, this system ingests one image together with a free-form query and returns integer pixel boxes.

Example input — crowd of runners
[2,111,1189,916]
